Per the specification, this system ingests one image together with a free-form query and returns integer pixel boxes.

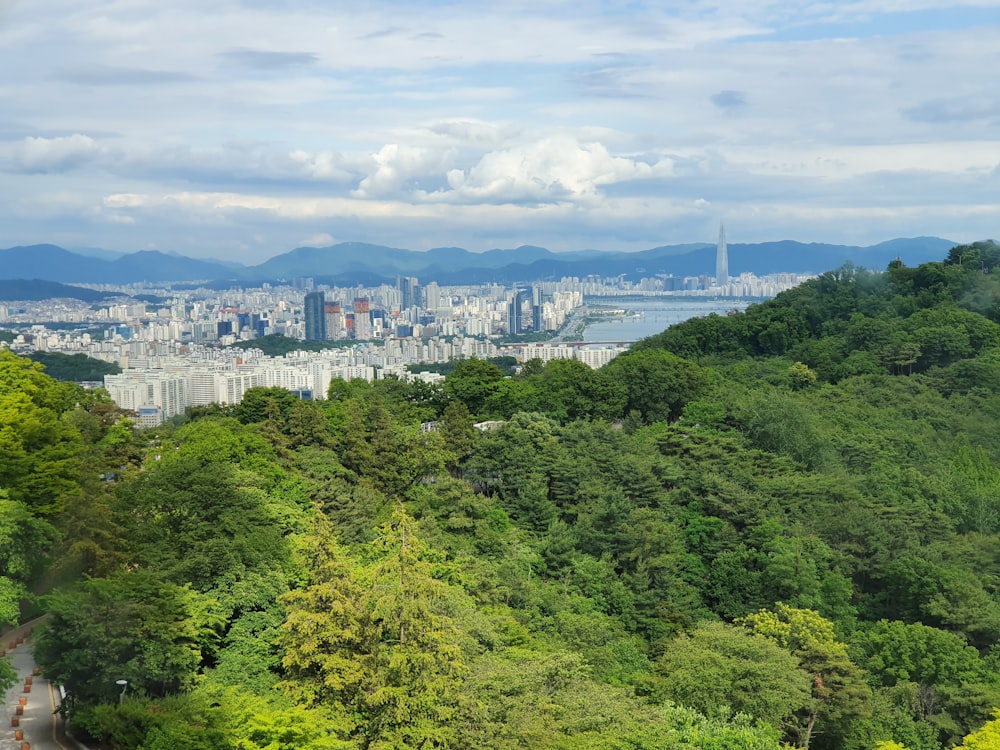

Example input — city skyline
[1,2,998,262]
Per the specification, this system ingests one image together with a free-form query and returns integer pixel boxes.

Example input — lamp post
[115,679,128,706]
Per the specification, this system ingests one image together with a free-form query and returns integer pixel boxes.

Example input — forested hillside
[5,241,1000,749]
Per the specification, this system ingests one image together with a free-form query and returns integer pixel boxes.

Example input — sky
[1,0,999,263]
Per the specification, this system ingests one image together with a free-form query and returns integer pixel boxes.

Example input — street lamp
[115,679,128,706]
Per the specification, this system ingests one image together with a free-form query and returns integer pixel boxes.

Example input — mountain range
[0,237,960,287]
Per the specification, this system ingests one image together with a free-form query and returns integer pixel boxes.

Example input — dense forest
[4,242,1000,749]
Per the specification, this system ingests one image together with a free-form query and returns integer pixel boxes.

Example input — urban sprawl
[1,271,809,425]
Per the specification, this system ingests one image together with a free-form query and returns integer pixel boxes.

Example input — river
[579,297,759,343]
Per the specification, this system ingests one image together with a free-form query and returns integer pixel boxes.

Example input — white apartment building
[104,371,190,422]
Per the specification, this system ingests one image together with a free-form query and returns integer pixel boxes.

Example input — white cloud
[352,144,456,198]
[288,149,355,182]
[13,134,104,173]
[301,232,335,246]
[437,136,669,203]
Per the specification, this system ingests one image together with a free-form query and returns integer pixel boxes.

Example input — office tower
[716,221,729,287]
[508,289,524,335]
[531,285,543,331]
[398,276,420,311]
[304,291,327,341]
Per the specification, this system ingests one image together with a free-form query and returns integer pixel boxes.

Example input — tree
[0,351,84,513]
[788,362,818,390]
[443,358,505,416]
[955,710,1000,750]
[232,386,300,425]
[851,620,984,689]
[651,621,811,733]
[437,399,477,473]
[35,570,223,707]
[528,358,627,422]
[280,508,468,748]
[112,419,290,591]
[742,604,871,749]
[604,349,708,423]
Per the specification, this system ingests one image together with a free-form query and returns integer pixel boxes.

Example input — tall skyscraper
[398,276,419,311]
[304,291,327,341]
[531,285,543,331]
[716,221,729,287]
[508,289,524,335]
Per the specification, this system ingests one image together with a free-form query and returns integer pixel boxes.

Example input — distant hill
[0,237,960,286]
[244,237,957,285]
[27,351,122,381]
[0,279,113,302]
[0,245,238,284]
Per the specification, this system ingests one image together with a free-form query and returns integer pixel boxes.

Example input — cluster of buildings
[95,336,625,427]
[298,278,559,344]
[1,263,813,425]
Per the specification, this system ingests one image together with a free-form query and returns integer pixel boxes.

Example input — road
[549,307,588,343]
[2,623,79,750]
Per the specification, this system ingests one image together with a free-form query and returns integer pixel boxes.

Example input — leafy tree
[651,621,811,732]
[232,386,300,425]
[0,351,84,513]
[788,361,818,390]
[955,710,1000,749]
[112,419,291,591]
[743,604,872,749]
[444,357,505,416]
[280,509,468,748]
[852,620,985,689]
[35,570,223,707]
[521,358,628,422]
[604,348,709,423]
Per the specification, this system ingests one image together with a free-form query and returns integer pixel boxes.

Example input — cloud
[423,119,512,146]
[220,48,319,69]
[352,144,456,198]
[301,232,334,246]
[1,0,998,258]
[572,59,654,99]
[358,26,403,40]
[902,96,1000,123]
[56,65,197,85]
[13,134,105,174]
[711,89,747,110]
[437,136,667,204]
[288,149,357,182]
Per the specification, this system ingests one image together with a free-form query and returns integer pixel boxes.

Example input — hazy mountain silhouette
[0,237,959,286]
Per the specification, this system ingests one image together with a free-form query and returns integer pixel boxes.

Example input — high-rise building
[398,276,420,311]
[508,289,524,335]
[531,285,543,331]
[353,298,372,340]
[304,291,327,341]
[716,221,729,287]
[325,302,342,340]
[424,281,441,312]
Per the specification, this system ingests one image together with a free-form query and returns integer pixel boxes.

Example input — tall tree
[281,508,468,749]
[742,604,871,749]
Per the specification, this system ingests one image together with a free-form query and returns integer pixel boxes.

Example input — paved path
[1,622,77,750]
